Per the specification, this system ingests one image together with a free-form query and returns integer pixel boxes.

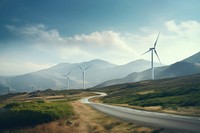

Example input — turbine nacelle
[150,48,155,51]
[64,68,72,90]
[78,65,92,89]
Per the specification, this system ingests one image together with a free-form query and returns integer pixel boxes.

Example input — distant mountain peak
[81,59,116,65]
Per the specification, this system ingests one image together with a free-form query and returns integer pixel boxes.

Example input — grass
[0,89,97,132]
[0,100,74,130]
[9,100,163,133]
[70,100,159,133]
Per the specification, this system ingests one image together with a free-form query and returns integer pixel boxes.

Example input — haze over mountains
[0,59,160,94]
[0,51,200,95]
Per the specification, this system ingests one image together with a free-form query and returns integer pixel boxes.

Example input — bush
[162,104,178,110]
[0,101,74,129]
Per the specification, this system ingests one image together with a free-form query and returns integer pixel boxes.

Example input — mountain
[0,59,154,94]
[96,61,200,88]
[2,50,199,94]
[96,51,200,88]
[183,51,200,63]
[157,62,200,78]
[95,66,167,88]
[105,59,160,80]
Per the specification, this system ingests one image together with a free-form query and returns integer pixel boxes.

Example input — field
[95,73,200,116]
[0,89,93,132]
[0,89,165,133]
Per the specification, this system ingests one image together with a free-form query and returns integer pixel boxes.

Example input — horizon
[1,0,200,75]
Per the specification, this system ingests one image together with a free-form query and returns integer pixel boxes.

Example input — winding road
[81,92,200,133]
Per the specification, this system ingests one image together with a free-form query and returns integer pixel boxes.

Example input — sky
[0,0,200,76]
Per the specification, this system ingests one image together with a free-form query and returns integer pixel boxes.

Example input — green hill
[95,73,200,112]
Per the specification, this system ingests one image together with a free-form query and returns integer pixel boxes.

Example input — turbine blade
[154,32,160,48]
[77,65,83,70]
[68,68,72,75]
[154,50,162,65]
[85,65,92,70]
[142,49,151,55]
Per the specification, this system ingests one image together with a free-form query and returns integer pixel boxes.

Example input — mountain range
[0,51,200,95]
[0,59,160,94]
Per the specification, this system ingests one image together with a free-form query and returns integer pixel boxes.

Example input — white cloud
[6,24,138,64]
[165,20,200,35]
[66,31,138,61]
[122,20,200,65]
[6,24,63,42]
[161,20,200,63]
[3,20,200,75]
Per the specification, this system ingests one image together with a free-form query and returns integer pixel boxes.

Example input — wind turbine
[7,87,10,94]
[142,32,161,80]
[78,65,92,89]
[64,69,72,90]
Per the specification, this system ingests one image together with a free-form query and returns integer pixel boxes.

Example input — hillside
[157,61,200,78]
[105,59,160,80]
[183,51,200,63]
[95,73,200,116]
[95,66,167,88]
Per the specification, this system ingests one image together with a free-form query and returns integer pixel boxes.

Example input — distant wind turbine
[64,69,72,90]
[78,65,92,89]
[7,87,10,94]
[142,32,161,80]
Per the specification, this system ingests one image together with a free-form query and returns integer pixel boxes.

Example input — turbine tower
[64,69,72,90]
[142,32,161,80]
[7,87,10,94]
[78,65,92,89]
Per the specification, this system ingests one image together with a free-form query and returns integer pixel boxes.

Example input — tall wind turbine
[142,32,161,80]
[64,69,72,90]
[78,65,92,89]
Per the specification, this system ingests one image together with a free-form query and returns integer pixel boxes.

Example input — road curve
[81,92,200,133]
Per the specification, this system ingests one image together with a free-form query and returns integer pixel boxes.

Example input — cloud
[6,24,63,42]
[68,31,140,63]
[160,20,200,63]
[3,20,200,75]
[6,24,138,64]
[165,20,200,35]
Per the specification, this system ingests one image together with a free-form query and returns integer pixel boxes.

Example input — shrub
[0,101,74,129]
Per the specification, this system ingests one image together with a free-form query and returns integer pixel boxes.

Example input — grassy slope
[0,100,74,130]
[96,73,200,115]
[0,89,93,131]
[18,101,164,133]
